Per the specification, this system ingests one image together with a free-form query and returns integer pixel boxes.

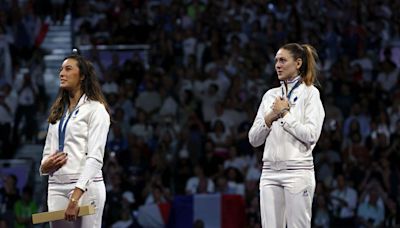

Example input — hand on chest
[281,83,303,108]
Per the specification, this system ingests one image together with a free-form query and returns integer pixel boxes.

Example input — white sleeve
[75,104,110,191]
[75,157,103,191]
[281,87,325,147]
[248,93,272,147]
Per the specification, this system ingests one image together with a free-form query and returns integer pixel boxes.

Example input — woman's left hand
[65,200,79,221]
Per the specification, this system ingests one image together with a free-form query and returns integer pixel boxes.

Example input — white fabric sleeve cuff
[75,157,103,191]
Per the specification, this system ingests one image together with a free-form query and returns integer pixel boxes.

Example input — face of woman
[59,58,83,91]
[275,48,302,81]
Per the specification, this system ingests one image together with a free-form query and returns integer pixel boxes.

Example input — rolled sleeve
[75,157,103,191]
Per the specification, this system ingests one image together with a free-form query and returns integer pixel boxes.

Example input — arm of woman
[280,87,325,147]
[65,104,110,220]
[76,104,110,191]
[248,92,278,147]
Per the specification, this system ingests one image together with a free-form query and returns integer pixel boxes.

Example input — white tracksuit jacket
[40,94,110,191]
[248,82,325,167]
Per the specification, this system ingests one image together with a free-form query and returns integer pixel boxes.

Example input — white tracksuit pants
[47,180,106,228]
[259,168,315,228]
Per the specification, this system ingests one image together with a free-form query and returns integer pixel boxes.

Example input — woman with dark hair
[39,53,111,227]
[248,43,325,227]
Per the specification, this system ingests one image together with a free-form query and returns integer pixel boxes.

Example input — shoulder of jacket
[85,99,104,108]
[264,87,280,96]
[303,84,321,95]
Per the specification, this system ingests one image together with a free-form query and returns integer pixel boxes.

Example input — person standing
[248,43,325,227]
[12,73,38,144]
[39,52,111,227]
[14,186,38,228]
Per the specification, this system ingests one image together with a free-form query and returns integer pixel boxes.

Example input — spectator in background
[110,209,133,228]
[314,134,341,186]
[199,140,223,179]
[50,0,66,25]
[246,195,261,228]
[225,167,245,196]
[28,49,47,115]
[0,91,12,158]
[12,73,38,144]
[210,101,235,134]
[0,174,20,228]
[174,148,193,195]
[198,83,223,124]
[101,70,119,95]
[329,174,358,227]
[104,173,123,227]
[111,107,130,135]
[376,54,399,93]
[215,175,235,194]
[14,185,37,228]
[384,198,399,227]
[223,145,247,173]
[342,103,370,141]
[185,164,215,195]
[130,109,154,143]
[120,142,147,199]
[0,9,14,84]
[207,120,232,159]
[323,95,343,130]
[312,195,330,228]
[135,78,161,116]
[357,188,385,227]
[144,184,168,205]
[387,119,400,163]
[106,123,128,157]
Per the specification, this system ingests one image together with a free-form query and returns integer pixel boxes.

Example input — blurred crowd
[1,0,400,227]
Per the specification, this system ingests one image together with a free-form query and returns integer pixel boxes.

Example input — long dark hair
[48,54,110,124]
[281,43,319,86]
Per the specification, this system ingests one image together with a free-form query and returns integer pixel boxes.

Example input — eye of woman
[275,58,287,64]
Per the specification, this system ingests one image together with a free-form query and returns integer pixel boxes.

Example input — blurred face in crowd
[337,175,345,189]
[275,48,302,81]
[59,58,84,92]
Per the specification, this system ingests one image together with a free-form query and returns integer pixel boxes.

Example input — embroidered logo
[91,200,97,208]
[303,190,308,197]
[290,97,298,107]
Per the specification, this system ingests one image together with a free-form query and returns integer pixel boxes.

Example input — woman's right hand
[41,152,68,174]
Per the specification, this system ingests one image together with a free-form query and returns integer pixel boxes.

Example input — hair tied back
[72,48,80,55]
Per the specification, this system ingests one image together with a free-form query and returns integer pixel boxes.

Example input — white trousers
[259,169,315,228]
[47,180,106,228]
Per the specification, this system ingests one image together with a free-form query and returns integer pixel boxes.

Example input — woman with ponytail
[248,43,325,227]
[39,51,110,227]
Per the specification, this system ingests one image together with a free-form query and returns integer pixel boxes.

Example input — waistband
[263,160,314,171]
[49,173,103,184]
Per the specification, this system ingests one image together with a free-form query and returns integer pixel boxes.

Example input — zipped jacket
[40,94,110,191]
[248,83,325,166]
